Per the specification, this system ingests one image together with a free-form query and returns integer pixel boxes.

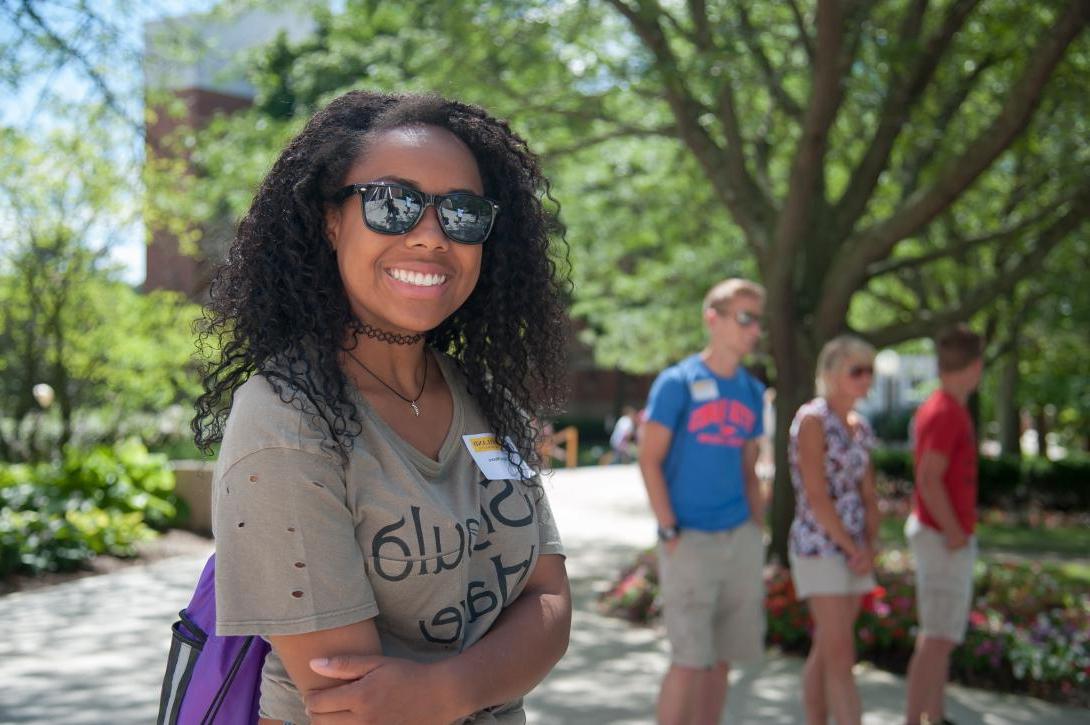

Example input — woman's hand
[305,655,462,725]
[846,544,873,576]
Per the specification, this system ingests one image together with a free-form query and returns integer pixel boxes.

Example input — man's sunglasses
[333,181,500,245]
[848,364,875,379]
[716,308,763,328]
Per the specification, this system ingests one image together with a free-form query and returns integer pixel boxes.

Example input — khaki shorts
[906,514,977,644]
[658,522,765,668]
[789,551,876,600]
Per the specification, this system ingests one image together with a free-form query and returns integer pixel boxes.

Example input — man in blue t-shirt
[639,277,767,725]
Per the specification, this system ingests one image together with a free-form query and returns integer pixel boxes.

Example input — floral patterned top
[788,397,876,557]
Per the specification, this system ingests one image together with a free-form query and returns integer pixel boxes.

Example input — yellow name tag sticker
[468,435,502,453]
[462,433,534,480]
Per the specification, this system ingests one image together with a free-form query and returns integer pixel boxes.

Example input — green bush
[0,439,182,577]
[870,406,917,443]
[870,448,913,481]
[978,456,1024,502]
[871,447,1090,510]
[1023,455,1090,510]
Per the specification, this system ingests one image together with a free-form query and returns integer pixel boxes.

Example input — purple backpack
[157,555,270,724]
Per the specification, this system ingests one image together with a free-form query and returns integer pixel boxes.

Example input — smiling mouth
[387,268,448,287]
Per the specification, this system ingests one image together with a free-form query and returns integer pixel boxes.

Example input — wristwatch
[657,524,680,542]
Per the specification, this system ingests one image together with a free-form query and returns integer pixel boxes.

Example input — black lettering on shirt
[371,518,413,582]
[466,517,481,556]
[433,523,466,574]
[491,546,536,606]
[411,506,427,575]
[466,580,499,623]
[418,606,463,644]
[487,479,534,528]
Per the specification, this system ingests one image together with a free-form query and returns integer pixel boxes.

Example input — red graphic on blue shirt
[688,399,757,447]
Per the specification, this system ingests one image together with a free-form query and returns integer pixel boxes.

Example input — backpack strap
[200,636,258,725]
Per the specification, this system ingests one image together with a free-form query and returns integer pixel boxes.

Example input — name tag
[462,434,534,480]
[690,379,718,402]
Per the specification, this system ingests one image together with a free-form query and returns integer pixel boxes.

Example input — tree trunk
[996,348,1021,458]
[768,326,816,565]
[1035,406,1050,459]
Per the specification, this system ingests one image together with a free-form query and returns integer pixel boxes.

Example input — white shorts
[906,514,977,644]
[789,551,876,599]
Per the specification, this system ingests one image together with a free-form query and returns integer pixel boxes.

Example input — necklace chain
[345,349,428,416]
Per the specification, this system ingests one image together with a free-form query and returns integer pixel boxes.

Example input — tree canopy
[0,123,202,461]
[148,0,1090,556]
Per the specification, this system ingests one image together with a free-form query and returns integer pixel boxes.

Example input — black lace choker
[351,320,424,346]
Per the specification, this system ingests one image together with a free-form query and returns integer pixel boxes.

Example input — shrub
[870,406,917,443]
[977,456,1023,502]
[871,447,1090,510]
[0,439,183,577]
[870,448,913,482]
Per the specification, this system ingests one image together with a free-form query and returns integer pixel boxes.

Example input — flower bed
[599,549,1090,707]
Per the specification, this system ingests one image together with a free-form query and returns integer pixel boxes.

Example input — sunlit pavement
[0,464,1085,723]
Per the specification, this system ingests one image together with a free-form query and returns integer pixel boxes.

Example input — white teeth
[389,268,447,287]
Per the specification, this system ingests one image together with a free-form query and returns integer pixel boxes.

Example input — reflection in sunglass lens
[357,182,496,243]
[363,185,422,234]
[438,194,494,243]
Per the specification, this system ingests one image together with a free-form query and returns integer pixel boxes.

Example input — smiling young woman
[191,91,572,725]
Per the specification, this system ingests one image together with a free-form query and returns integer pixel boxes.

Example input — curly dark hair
[193,90,570,470]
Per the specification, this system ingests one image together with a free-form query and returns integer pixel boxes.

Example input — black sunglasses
[716,307,762,327]
[333,181,500,245]
[848,364,875,378]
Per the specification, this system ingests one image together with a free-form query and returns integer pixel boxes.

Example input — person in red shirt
[904,325,984,725]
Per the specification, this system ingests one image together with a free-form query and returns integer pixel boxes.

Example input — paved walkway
[1,464,1085,723]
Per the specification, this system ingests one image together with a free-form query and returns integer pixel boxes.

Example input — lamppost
[874,350,901,415]
[31,383,55,460]
[32,383,55,410]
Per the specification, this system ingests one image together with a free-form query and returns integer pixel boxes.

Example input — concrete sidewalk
[0,464,1085,723]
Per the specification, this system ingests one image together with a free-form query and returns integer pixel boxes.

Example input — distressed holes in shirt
[287,526,296,533]
[249,474,258,482]
[291,590,304,598]
[293,562,306,568]
[309,480,324,488]
[237,522,245,528]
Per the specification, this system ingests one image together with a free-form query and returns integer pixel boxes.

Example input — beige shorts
[658,522,766,668]
[788,551,876,600]
[906,514,977,644]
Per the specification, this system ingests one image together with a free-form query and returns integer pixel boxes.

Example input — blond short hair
[815,335,875,396]
[703,278,766,312]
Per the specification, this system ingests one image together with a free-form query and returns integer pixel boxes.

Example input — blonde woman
[788,335,881,725]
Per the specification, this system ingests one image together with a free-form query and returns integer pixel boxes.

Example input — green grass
[879,516,1090,557]
[1052,560,1090,586]
[879,516,1090,587]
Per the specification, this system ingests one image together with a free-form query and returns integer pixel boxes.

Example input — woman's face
[325,125,485,335]
[832,356,875,400]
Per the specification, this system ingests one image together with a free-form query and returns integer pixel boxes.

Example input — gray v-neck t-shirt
[211,355,564,723]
